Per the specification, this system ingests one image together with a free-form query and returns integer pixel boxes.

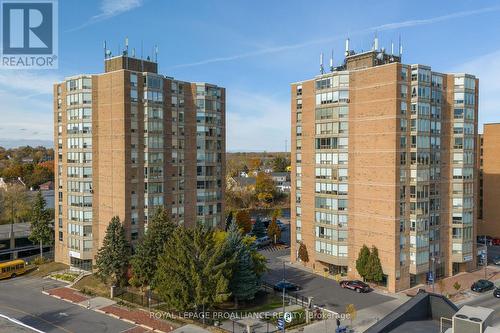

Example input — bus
[0,259,27,279]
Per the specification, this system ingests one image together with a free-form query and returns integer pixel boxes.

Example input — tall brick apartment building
[478,123,500,238]
[53,53,225,270]
[290,40,478,292]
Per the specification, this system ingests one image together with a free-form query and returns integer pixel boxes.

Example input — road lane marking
[0,304,74,333]
[0,313,45,333]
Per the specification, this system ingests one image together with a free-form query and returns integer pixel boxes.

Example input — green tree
[95,217,130,286]
[154,225,230,312]
[252,218,267,238]
[271,156,289,172]
[298,242,309,263]
[0,183,31,225]
[366,246,384,283]
[235,210,252,234]
[225,211,234,231]
[356,245,371,280]
[224,223,259,306]
[267,217,281,244]
[28,191,52,260]
[131,207,175,289]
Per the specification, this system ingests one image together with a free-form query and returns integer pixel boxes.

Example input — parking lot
[0,275,135,333]
[261,246,398,314]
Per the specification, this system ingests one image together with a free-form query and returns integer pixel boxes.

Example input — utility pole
[484,235,488,279]
[282,261,286,333]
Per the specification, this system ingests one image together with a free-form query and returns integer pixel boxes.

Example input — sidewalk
[218,304,303,333]
[403,265,500,302]
[44,286,179,333]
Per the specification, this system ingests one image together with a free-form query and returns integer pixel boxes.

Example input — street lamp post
[282,261,286,333]
[484,235,488,279]
[431,256,436,293]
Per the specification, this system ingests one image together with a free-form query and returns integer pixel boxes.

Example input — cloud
[0,71,59,143]
[227,90,289,152]
[67,0,144,32]
[0,71,61,96]
[172,6,500,69]
[372,6,500,31]
[452,49,500,131]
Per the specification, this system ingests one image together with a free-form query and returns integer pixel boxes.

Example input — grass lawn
[217,291,284,313]
[25,261,69,278]
[50,272,79,282]
[73,274,109,297]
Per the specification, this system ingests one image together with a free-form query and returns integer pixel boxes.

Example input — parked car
[492,238,500,246]
[340,280,370,293]
[494,288,500,298]
[478,235,493,246]
[273,280,300,292]
[493,256,500,266]
[471,279,495,293]
[255,236,272,248]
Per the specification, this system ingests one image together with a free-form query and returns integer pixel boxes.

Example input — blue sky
[1,0,500,151]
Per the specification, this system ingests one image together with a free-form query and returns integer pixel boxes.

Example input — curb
[41,289,175,332]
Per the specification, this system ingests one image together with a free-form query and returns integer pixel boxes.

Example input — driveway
[261,247,398,313]
[0,275,135,333]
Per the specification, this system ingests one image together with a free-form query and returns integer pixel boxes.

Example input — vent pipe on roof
[374,34,379,51]
[345,38,350,57]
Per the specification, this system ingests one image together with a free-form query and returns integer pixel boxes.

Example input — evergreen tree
[252,218,267,238]
[267,217,281,244]
[95,216,130,285]
[235,209,252,234]
[225,211,234,231]
[356,245,370,280]
[28,191,52,260]
[131,207,175,289]
[367,246,384,283]
[298,242,309,263]
[224,223,259,306]
[154,225,230,311]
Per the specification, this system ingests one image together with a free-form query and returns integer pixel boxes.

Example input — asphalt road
[0,275,134,333]
[261,244,396,314]
[462,289,500,326]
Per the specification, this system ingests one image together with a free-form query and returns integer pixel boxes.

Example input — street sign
[277,318,284,330]
[284,312,293,323]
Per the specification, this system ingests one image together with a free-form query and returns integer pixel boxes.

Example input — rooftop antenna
[141,40,144,72]
[374,32,379,51]
[132,48,136,58]
[345,38,350,57]
[103,40,107,59]
[398,35,402,58]
[125,37,129,69]
[329,49,334,72]
[319,52,324,74]
[391,40,394,55]
[154,45,158,62]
